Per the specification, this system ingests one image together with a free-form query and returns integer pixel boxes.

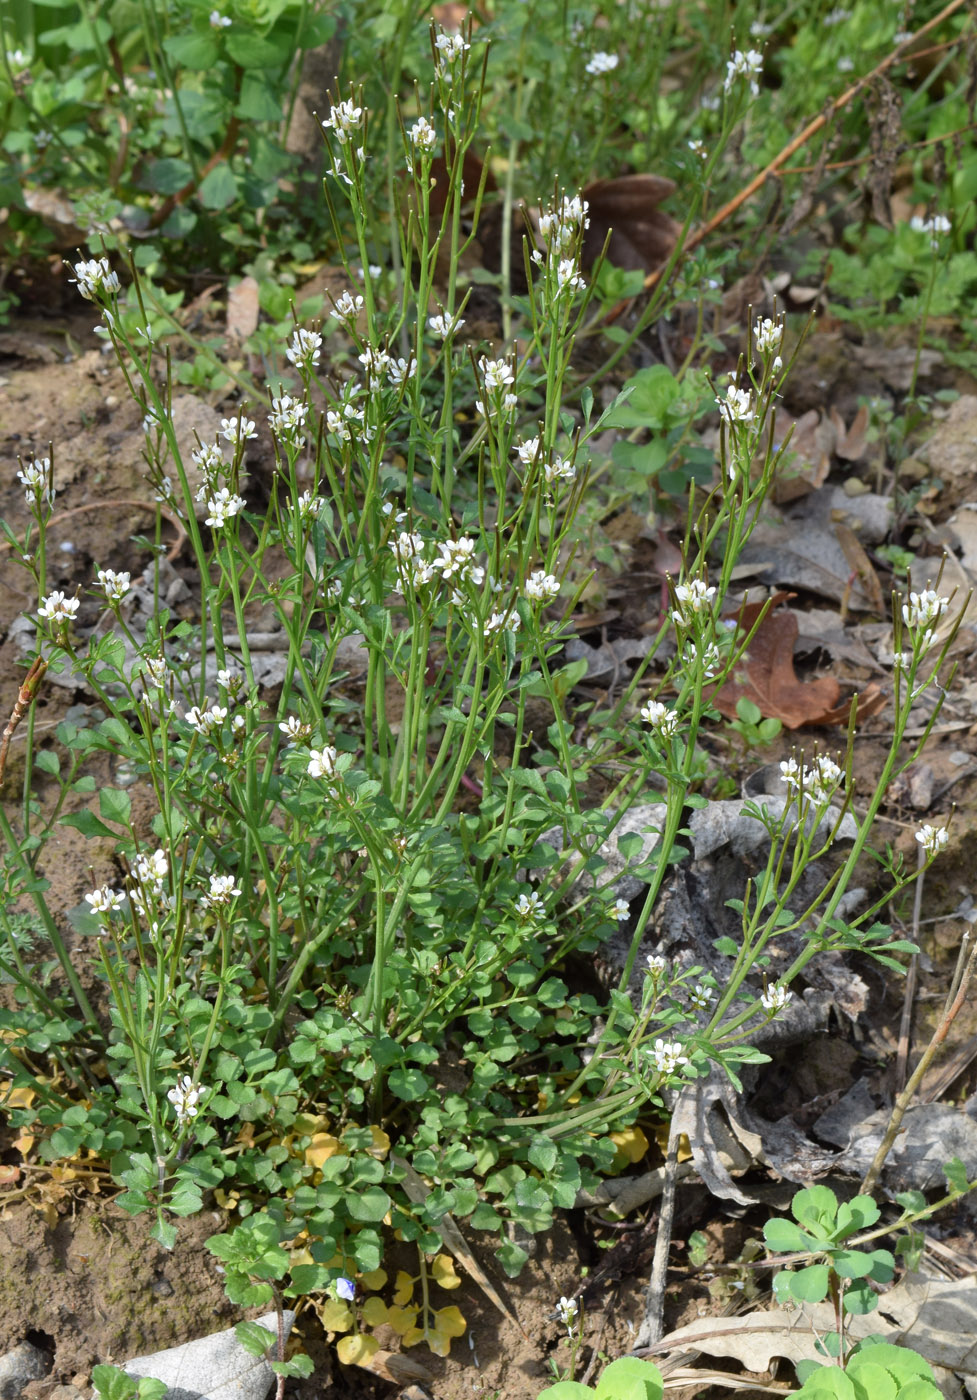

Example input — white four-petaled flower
[167,1074,202,1124]
[915,824,949,857]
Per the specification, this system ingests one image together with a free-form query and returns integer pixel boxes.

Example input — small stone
[0,1340,50,1399]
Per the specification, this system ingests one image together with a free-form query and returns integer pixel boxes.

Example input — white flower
[724,48,763,97]
[308,746,340,780]
[538,195,590,252]
[268,394,307,441]
[516,890,545,920]
[645,955,667,978]
[185,704,227,737]
[556,1296,579,1333]
[915,824,949,857]
[543,456,576,488]
[167,1074,202,1125]
[428,310,464,338]
[554,258,586,294]
[409,116,437,152]
[524,570,560,604]
[434,31,469,68]
[85,886,125,916]
[95,568,131,602]
[71,257,120,300]
[6,49,29,71]
[279,715,312,745]
[358,345,393,381]
[387,355,416,388]
[484,609,521,636]
[38,591,79,624]
[754,317,783,355]
[761,983,793,1012]
[201,873,242,908]
[807,753,842,800]
[688,139,707,159]
[220,416,257,445]
[322,98,364,142]
[515,437,541,466]
[717,384,755,425]
[611,898,630,921]
[688,982,714,1010]
[191,442,226,480]
[334,290,364,320]
[217,668,243,696]
[18,457,54,509]
[640,700,679,736]
[585,51,619,75]
[297,490,324,524]
[479,356,514,393]
[209,9,231,25]
[140,657,168,691]
[902,588,949,634]
[285,327,323,368]
[205,489,246,528]
[779,757,801,791]
[671,578,716,624]
[434,537,482,583]
[389,531,425,564]
[652,1039,689,1074]
[135,848,169,886]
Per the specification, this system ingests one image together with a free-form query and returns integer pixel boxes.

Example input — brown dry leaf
[772,409,833,503]
[581,173,680,273]
[226,275,260,342]
[713,597,885,729]
[353,1346,433,1385]
[835,403,870,460]
[834,521,884,615]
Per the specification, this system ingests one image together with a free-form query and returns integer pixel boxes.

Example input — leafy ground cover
[2,1,977,1397]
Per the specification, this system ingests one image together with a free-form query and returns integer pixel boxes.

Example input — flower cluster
[204,487,246,529]
[640,699,679,737]
[434,30,469,74]
[334,290,364,322]
[186,703,228,739]
[132,848,170,922]
[475,356,517,419]
[585,51,619,75]
[761,983,793,1012]
[286,327,323,370]
[724,48,763,97]
[717,384,755,426]
[85,885,125,925]
[753,316,783,356]
[38,591,80,627]
[779,753,843,802]
[18,457,54,511]
[533,193,589,305]
[95,568,131,603]
[516,890,545,921]
[910,213,951,249]
[902,588,949,637]
[688,982,714,1011]
[308,745,341,782]
[915,824,949,857]
[200,873,242,908]
[671,577,716,626]
[167,1074,202,1126]
[434,537,484,587]
[322,97,364,143]
[71,257,120,301]
[524,570,560,605]
[428,310,464,339]
[556,1296,579,1334]
[652,1039,688,1074]
[268,393,308,449]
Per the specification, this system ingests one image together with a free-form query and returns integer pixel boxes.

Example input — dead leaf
[581,173,681,273]
[352,1346,432,1385]
[834,521,884,615]
[227,275,260,342]
[712,596,882,729]
[835,403,870,460]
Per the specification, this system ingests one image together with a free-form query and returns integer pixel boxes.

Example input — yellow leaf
[360,1268,388,1291]
[433,1306,466,1340]
[385,1305,420,1336]
[360,1297,388,1328]
[336,1334,379,1367]
[393,1270,415,1305]
[305,1132,342,1168]
[289,1246,314,1269]
[13,1132,34,1157]
[316,1299,354,1332]
[5,1085,35,1109]
[431,1254,461,1290]
[401,1327,424,1349]
[610,1125,650,1167]
[214,1188,240,1209]
[367,1125,391,1159]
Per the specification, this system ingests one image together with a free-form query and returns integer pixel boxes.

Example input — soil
[2,298,977,1400]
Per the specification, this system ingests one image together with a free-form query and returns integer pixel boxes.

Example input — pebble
[0,1340,50,1399]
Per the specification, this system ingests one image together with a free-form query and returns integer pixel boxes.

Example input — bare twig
[633,1118,680,1351]
[894,841,927,1093]
[0,657,48,787]
[860,928,977,1197]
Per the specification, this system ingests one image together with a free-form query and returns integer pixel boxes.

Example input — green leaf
[594,1356,664,1400]
[536,1385,593,1400]
[943,1156,970,1193]
[388,1067,430,1101]
[345,1186,390,1222]
[145,157,194,195]
[235,1321,276,1357]
[197,164,238,210]
[162,33,220,69]
[99,787,132,826]
[61,811,117,839]
[789,1264,830,1303]
[763,1217,808,1252]
[226,30,290,66]
[528,1135,558,1172]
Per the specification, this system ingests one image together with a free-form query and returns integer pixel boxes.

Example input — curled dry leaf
[712,595,886,729]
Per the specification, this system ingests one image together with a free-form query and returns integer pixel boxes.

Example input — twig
[0,657,48,787]
[860,927,977,1197]
[641,0,972,292]
[0,499,187,564]
[894,841,926,1093]
[633,1117,680,1351]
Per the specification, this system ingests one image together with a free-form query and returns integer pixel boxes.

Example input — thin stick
[633,1118,680,1351]
[894,841,926,1092]
[641,0,972,293]
[0,657,48,787]
[860,929,977,1197]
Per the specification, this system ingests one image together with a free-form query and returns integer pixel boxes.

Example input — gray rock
[0,1340,50,1398]
[124,1311,295,1400]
